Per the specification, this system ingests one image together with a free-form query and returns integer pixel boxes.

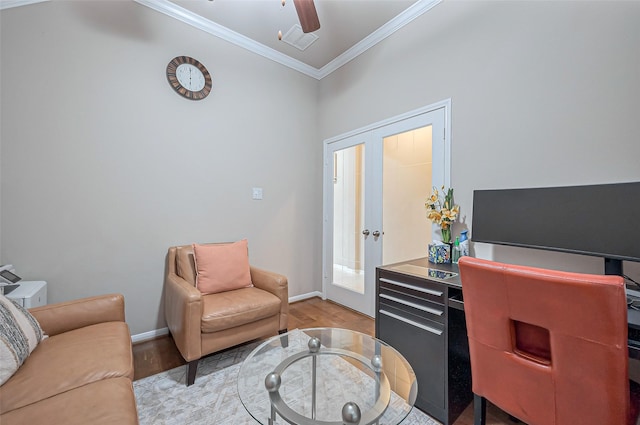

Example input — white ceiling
[1,0,442,79]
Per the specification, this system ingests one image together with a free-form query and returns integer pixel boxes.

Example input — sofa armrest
[29,294,125,337]
[165,272,203,362]
[250,266,289,331]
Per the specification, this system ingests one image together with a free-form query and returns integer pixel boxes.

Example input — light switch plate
[252,187,263,200]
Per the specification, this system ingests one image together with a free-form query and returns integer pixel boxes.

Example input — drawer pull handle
[380,293,443,316]
[379,278,443,297]
[379,309,443,336]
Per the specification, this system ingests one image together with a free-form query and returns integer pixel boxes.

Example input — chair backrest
[458,256,629,425]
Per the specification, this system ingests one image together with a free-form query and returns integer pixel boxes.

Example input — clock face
[166,56,212,100]
[176,64,206,92]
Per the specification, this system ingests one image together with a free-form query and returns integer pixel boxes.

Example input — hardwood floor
[132,297,374,381]
[133,297,513,425]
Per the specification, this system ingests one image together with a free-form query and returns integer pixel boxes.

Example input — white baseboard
[131,327,168,343]
[130,291,323,343]
[289,291,323,303]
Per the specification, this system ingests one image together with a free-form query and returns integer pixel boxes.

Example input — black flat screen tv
[471,181,640,275]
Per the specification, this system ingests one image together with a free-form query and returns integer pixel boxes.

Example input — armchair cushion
[193,240,253,295]
[201,287,281,333]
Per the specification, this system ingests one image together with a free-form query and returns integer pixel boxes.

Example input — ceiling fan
[292,0,320,33]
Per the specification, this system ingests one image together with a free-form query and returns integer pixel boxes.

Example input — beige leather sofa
[0,294,138,425]
[165,244,289,385]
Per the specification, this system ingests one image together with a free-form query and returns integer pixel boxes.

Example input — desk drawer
[378,302,445,336]
[379,287,445,324]
[379,274,445,306]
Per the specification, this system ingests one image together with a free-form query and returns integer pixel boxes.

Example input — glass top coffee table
[237,328,417,425]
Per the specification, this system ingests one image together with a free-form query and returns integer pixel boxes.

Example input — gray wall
[0,1,322,335]
[319,0,640,278]
[2,1,639,336]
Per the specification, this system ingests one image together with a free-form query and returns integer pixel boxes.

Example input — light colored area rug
[134,340,440,425]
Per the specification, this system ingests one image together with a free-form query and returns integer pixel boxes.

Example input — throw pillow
[0,294,45,385]
[193,240,253,295]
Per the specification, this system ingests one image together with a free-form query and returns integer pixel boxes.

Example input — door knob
[373,230,381,237]
[362,229,370,236]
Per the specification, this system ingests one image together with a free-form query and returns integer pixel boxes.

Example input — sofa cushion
[201,287,281,333]
[0,321,133,413]
[0,294,45,385]
[0,377,138,425]
[193,240,253,295]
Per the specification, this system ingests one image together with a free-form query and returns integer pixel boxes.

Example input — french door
[323,102,450,317]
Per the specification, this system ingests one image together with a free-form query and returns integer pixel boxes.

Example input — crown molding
[135,0,441,80]
[0,0,49,10]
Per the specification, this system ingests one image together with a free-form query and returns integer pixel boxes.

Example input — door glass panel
[382,125,432,265]
[332,144,365,294]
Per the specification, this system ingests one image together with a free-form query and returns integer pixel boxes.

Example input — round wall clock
[166,56,212,100]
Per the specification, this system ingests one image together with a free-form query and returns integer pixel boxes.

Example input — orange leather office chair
[458,256,640,425]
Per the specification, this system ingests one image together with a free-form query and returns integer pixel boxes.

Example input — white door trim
[323,99,452,188]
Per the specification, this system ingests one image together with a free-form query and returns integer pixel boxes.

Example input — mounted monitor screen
[471,181,640,275]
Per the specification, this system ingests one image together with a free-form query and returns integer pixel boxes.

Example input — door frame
[321,99,452,315]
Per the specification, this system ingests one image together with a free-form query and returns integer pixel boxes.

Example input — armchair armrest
[29,294,125,337]
[250,266,289,331]
[165,272,203,361]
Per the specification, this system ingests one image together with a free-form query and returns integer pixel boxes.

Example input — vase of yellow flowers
[425,186,460,263]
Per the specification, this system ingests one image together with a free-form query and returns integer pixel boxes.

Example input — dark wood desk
[376,257,640,424]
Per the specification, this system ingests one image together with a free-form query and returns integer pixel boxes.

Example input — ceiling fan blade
[293,0,320,33]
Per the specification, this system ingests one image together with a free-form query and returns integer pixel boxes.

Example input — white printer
[0,264,47,308]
